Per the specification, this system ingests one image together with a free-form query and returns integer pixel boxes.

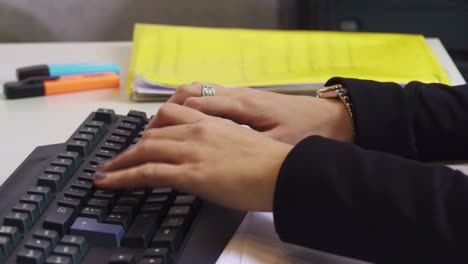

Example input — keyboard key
[51,158,76,175]
[66,140,90,157]
[43,206,75,236]
[57,152,82,172]
[161,217,185,229]
[121,116,143,129]
[123,213,162,248]
[167,206,191,217]
[117,196,142,207]
[104,214,131,230]
[87,198,111,211]
[112,128,132,138]
[118,122,137,132]
[57,197,83,211]
[127,110,148,122]
[64,188,90,200]
[140,204,164,214]
[139,258,162,264]
[20,194,47,214]
[53,245,80,264]
[143,248,170,264]
[151,188,174,195]
[95,149,116,159]
[12,203,40,222]
[33,229,60,248]
[145,195,169,204]
[17,248,44,264]
[77,172,94,182]
[93,189,118,201]
[0,236,13,256]
[70,217,125,247]
[28,186,54,205]
[84,120,106,135]
[102,141,123,152]
[60,235,89,259]
[37,174,63,192]
[80,207,106,222]
[73,133,95,148]
[45,165,69,182]
[0,226,22,245]
[151,228,183,253]
[109,253,135,264]
[94,108,116,123]
[25,238,52,255]
[4,211,32,232]
[46,255,73,264]
[70,179,93,191]
[111,205,135,217]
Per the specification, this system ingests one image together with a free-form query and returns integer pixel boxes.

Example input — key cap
[79,127,100,141]
[118,122,137,132]
[17,248,44,264]
[80,207,106,222]
[73,133,95,148]
[139,258,162,264]
[77,172,94,182]
[143,248,170,264]
[4,211,31,232]
[94,108,116,123]
[93,189,117,201]
[33,229,60,248]
[20,194,47,214]
[167,206,191,217]
[44,165,69,182]
[70,217,125,247]
[151,228,183,253]
[57,152,81,172]
[60,235,89,259]
[43,206,75,236]
[109,253,135,264]
[102,141,123,152]
[0,236,13,256]
[123,213,162,248]
[128,110,148,122]
[121,116,143,128]
[95,149,116,159]
[112,128,132,138]
[66,140,90,157]
[46,255,73,264]
[140,204,164,214]
[70,180,93,191]
[12,203,40,223]
[28,186,54,205]
[145,195,169,204]
[51,158,76,175]
[104,214,131,230]
[64,188,90,200]
[0,226,22,246]
[84,120,106,135]
[87,198,110,211]
[117,196,142,207]
[53,245,80,264]
[161,217,185,229]
[57,197,83,211]
[37,174,63,192]
[25,238,52,256]
[111,205,135,217]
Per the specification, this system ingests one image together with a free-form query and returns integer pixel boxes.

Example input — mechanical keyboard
[0,109,245,264]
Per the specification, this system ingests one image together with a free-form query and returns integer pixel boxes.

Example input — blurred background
[0,0,466,79]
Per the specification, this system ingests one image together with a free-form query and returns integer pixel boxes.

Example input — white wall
[0,0,279,42]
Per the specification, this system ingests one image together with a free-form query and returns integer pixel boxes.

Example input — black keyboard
[0,109,245,264]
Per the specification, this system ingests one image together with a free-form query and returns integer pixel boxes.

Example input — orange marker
[4,72,120,99]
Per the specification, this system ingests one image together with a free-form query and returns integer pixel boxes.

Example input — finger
[167,82,235,104]
[99,139,186,172]
[183,96,252,124]
[141,125,192,142]
[94,163,183,190]
[146,103,206,129]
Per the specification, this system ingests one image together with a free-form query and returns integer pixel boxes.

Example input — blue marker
[16,63,120,80]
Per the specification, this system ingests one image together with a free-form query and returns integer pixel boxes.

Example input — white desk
[0,39,465,264]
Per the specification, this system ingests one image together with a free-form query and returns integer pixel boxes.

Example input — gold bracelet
[316,84,355,135]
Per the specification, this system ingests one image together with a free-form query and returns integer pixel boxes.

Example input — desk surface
[0,38,466,264]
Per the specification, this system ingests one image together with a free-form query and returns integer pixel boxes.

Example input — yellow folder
[127,23,450,97]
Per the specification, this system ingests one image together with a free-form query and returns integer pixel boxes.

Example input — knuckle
[177,84,195,95]
[236,94,256,108]
[156,103,175,119]
[190,122,209,138]
[138,163,154,181]
[183,97,203,109]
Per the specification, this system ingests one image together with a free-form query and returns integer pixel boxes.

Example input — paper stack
[126,24,450,101]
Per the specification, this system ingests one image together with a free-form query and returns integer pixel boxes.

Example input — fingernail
[93,172,107,180]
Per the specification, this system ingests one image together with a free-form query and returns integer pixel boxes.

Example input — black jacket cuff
[325,77,417,158]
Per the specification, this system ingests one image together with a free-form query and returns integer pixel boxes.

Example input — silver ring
[201,84,216,97]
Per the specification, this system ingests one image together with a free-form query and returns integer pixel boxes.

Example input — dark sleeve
[325,78,468,161]
[273,136,468,264]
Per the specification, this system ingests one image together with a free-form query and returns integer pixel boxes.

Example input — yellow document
[127,23,450,94]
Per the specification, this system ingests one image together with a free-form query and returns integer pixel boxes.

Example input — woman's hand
[165,82,353,145]
[94,103,293,212]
